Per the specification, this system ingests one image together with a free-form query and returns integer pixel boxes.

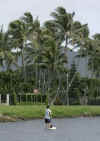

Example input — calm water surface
[0,117,100,141]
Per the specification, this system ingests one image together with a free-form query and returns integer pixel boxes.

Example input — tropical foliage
[0,7,100,105]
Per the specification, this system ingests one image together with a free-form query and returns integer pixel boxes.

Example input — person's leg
[48,119,52,128]
[48,123,50,128]
[45,119,48,128]
[47,123,50,128]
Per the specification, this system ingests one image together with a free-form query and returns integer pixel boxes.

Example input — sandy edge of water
[0,113,98,122]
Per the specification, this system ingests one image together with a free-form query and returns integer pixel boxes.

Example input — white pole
[6,94,9,105]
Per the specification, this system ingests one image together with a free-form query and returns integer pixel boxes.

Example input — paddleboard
[48,126,56,130]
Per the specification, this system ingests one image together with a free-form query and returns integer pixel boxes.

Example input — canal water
[0,117,100,141]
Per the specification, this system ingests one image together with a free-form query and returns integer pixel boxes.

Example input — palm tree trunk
[65,72,69,105]
[22,39,28,82]
[65,34,68,48]
[21,48,26,82]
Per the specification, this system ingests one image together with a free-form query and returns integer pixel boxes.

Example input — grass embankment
[0,105,100,122]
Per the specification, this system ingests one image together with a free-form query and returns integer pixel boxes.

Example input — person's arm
[48,109,52,117]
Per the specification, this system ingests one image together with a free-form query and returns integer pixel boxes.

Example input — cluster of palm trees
[0,6,100,105]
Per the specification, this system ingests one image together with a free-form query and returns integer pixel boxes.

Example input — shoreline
[0,114,99,123]
[0,105,100,122]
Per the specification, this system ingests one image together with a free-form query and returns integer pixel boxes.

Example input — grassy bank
[0,105,100,122]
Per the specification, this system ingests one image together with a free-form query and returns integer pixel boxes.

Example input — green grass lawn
[0,105,100,121]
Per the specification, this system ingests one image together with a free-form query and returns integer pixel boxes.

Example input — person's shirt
[45,108,51,119]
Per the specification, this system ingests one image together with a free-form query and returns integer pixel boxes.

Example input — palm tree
[44,7,90,105]
[87,35,100,78]
[8,20,25,70]
[8,12,37,81]
[41,34,67,72]
[42,33,68,104]
[25,26,68,104]
[0,27,17,70]
[0,26,18,96]
[44,6,75,48]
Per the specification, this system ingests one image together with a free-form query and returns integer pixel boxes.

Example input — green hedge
[88,97,100,105]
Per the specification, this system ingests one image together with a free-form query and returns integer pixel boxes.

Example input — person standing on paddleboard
[44,105,52,128]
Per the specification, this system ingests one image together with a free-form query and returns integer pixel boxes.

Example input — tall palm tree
[0,27,17,70]
[44,6,75,48]
[41,34,67,72]
[25,27,68,103]
[42,33,68,104]
[8,12,37,81]
[44,7,90,105]
[87,35,100,78]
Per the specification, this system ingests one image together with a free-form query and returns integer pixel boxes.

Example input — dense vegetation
[0,6,100,105]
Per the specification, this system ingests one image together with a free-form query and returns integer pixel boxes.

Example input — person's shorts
[45,118,51,123]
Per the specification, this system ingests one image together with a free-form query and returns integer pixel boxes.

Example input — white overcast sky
[0,0,100,36]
